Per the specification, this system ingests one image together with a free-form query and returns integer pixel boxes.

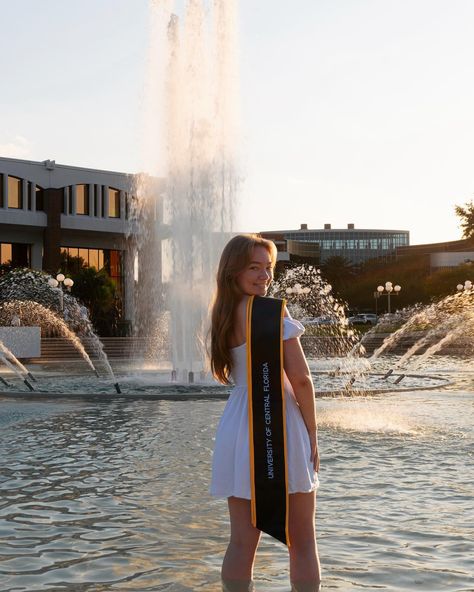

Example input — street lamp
[375,281,401,314]
[48,273,74,312]
[457,280,473,292]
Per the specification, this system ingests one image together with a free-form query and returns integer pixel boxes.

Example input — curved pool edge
[0,373,455,401]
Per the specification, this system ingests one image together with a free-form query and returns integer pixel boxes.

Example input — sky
[1,0,474,245]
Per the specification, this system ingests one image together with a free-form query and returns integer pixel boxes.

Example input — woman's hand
[309,430,320,472]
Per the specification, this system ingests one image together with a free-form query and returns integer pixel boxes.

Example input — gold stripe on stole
[246,295,257,526]
[280,300,291,547]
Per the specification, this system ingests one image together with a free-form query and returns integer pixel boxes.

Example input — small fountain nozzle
[114,382,122,394]
[0,376,11,387]
[27,372,37,382]
[171,369,177,382]
[94,369,100,378]
[394,374,405,384]
[24,379,35,392]
[344,376,356,389]
[188,371,194,384]
[382,369,393,380]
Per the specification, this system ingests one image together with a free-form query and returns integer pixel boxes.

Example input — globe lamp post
[48,273,74,312]
[376,281,401,314]
[456,280,473,293]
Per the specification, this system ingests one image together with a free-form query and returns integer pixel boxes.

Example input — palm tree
[320,256,356,293]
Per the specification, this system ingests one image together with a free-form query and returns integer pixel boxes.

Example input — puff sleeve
[283,317,305,341]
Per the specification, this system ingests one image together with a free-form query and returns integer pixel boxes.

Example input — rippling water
[1,359,473,591]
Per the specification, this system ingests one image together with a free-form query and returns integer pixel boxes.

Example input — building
[396,237,474,270]
[0,156,164,324]
[261,223,410,266]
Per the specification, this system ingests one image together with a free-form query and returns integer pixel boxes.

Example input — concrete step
[26,333,472,362]
[32,337,151,360]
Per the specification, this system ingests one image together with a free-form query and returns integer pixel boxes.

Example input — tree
[59,252,121,336]
[69,266,120,336]
[320,256,356,294]
[341,254,430,312]
[455,200,474,239]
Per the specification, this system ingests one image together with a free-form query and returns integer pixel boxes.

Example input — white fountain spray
[0,301,99,377]
[133,0,240,377]
[0,339,34,380]
[0,340,35,391]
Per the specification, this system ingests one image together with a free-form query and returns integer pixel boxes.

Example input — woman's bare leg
[288,491,321,589]
[221,496,261,581]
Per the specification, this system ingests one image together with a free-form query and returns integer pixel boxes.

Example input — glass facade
[0,174,43,211]
[287,239,320,259]
[76,185,89,215]
[8,176,22,209]
[60,246,123,294]
[108,188,120,218]
[0,243,12,264]
[57,185,135,219]
[280,229,409,265]
[0,242,30,268]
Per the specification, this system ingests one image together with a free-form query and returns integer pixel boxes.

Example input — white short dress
[210,317,319,499]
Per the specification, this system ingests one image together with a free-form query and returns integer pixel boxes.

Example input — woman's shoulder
[235,295,249,318]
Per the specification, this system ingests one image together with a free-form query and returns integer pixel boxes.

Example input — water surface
[0,362,473,591]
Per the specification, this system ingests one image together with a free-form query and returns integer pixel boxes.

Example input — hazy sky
[1,0,473,245]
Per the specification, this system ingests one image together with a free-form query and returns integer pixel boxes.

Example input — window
[108,188,120,218]
[0,243,12,264]
[60,246,123,297]
[0,174,3,207]
[0,242,30,268]
[89,249,99,270]
[78,248,89,264]
[104,249,123,293]
[76,185,89,215]
[35,186,44,211]
[8,176,22,209]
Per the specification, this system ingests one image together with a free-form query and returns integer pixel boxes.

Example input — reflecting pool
[0,356,473,591]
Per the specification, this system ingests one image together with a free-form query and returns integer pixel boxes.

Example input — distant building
[0,156,164,323]
[261,223,410,266]
[396,238,474,270]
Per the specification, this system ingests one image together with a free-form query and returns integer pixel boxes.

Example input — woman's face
[236,246,274,296]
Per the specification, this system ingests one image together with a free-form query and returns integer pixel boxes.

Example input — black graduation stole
[246,295,290,546]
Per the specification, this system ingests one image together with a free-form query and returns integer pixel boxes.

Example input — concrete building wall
[0,157,135,192]
[0,156,164,328]
[430,252,474,268]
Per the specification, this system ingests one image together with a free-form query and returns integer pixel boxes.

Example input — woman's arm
[283,337,320,472]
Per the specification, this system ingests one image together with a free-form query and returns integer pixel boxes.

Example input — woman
[209,234,321,592]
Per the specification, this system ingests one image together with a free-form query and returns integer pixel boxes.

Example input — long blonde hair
[210,234,277,384]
